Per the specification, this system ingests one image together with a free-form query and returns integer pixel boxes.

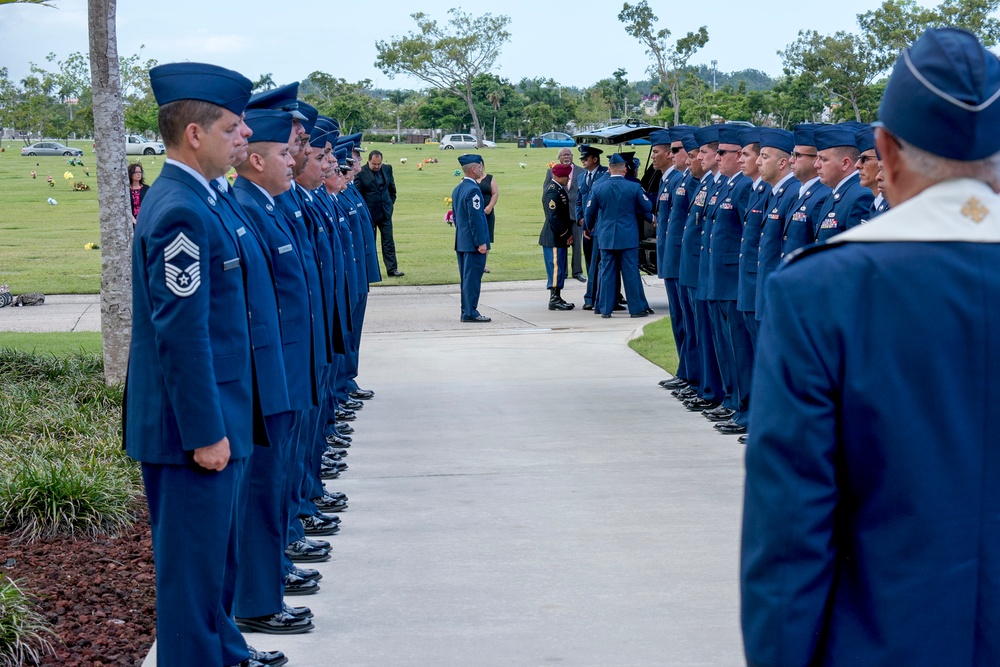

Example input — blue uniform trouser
[677,284,701,392]
[281,410,308,573]
[599,248,648,316]
[691,290,723,404]
[733,311,758,427]
[457,250,487,319]
[235,411,293,619]
[143,457,250,667]
[664,278,688,379]
[709,300,737,410]
[543,246,568,289]
[312,358,340,501]
[346,293,368,393]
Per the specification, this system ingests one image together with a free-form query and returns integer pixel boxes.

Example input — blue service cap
[718,124,749,146]
[814,125,858,151]
[739,127,762,147]
[854,126,877,156]
[316,116,340,142]
[337,132,363,151]
[298,102,318,135]
[759,128,795,154]
[244,109,294,144]
[578,144,603,158]
[333,146,349,163]
[670,124,699,136]
[458,154,483,166]
[693,125,720,146]
[149,62,252,116]
[878,27,1000,160]
[792,123,821,147]
[679,131,700,153]
[608,153,626,165]
[246,82,307,121]
[648,129,672,147]
[309,118,337,148]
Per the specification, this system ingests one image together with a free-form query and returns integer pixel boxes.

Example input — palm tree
[486,89,504,142]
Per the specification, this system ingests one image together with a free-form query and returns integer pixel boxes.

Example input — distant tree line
[2,0,998,146]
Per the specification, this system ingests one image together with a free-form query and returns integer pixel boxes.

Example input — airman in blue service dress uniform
[754,130,800,324]
[812,124,875,243]
[453,154,492,322]
[126,62,257,667]
[736,129,772,350]
[576,145,610,310]
[780,124,830,262]
[583,153,653,318]
[854,125,891,223]
[539,162,576,310]
[742,27,1000,666]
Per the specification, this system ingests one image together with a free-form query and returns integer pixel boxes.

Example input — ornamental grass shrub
[0,575,54,667]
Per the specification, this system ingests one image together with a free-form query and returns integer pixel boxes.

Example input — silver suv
[439,133,496,150]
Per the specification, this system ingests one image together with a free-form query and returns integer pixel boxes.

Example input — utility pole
[712,60,718,93]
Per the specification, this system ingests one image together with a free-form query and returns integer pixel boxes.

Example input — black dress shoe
[324,445,348,457]
[333,408,356,421]
[574,273,587,282]
[387,269,405,277]
[601,314,611,319]
[661,377,688,390]
[325,433,351,447]
[461,315,492,322]
[738,434,749,444]
[684,398,719,412]
[301,535,332,549]
[613,303,627,311]
[674,387,697,399]
[549,299,575,311]
[703,408,735,422]
[643,307,655,315]
[282,602,313,620]
[630,311,648,318]
[313,493,348,512]
[291,566,323,582]
[236,611,314,635]
[341,398,364,410]
[716,422,747,435]
[335,423,354,435]
[582,303,594,310]
[319,464,340,480]
[283,573,320,596]
[285,539,331,562]
[713,419,739,429]
[248,645,289,667]
[302,515,340,535]
[350,388,375,400]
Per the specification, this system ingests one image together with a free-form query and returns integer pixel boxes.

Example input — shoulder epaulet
[782,240,842,267]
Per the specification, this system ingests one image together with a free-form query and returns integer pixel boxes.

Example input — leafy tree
[375,8,511,147]
[619,0,709,126]
[302,73,384,134]
[767,72,826,128]
[252,73,275,93]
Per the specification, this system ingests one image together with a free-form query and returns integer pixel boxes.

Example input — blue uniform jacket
[126,163,253,464]
[233,178,317,412]
[813,173,875,243]
[575,165,609,222]
[213,180,289,422]
[737,180,772,312]
[678,173,715,289]
[453,177,491,252]
[867,194,890,222]
[655,168,685,279]
[583,175,653,250]
[705,173,751,301]
[344,183,382,283]
[781,180,831,258]
[661,171,699,281]
[754,176,800,317]
[318,189,361,307]
[334,192,369,297]
[743,235,1000,666]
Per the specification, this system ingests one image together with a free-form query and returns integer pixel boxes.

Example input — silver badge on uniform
[208,196,216,206]
[278,244,294,254]
[223,258,241,271]
[164,232,201,298]
[266,204,274,212]
[237,226,247,236]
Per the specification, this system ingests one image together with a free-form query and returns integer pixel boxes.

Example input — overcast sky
[3,0,908,90]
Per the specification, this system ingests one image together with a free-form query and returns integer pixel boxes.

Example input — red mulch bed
[0,503,156,666]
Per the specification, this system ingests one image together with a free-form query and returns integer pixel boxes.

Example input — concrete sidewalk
[22,277,746,665]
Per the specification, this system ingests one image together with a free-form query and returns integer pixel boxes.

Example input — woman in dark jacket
[127,162,150,227]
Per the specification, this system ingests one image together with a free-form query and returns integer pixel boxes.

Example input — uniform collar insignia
[962,197,988,223]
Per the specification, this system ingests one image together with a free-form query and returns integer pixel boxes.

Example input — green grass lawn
[628,315,679,374]
[0,140,603,294]
[0,332,102,356]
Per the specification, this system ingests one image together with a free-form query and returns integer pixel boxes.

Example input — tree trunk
[464,83,484,148]
[671,86,681,126]
[395,108,401,143]
[88,0,132,385]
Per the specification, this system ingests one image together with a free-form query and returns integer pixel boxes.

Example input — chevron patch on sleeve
[164,232,201,297]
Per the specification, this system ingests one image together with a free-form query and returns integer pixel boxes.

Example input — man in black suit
[356,149,403,276]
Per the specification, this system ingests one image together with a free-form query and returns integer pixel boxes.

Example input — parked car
[535,131,575,148]
[20,141,83,157]
[439,134,496,150]
[126,134,165,155]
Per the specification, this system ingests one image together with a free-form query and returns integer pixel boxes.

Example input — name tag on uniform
[294,211,302,218]
[223,258,241,271]
[278,244,294,254]
[348,209,357,216]
[236,226,247,236]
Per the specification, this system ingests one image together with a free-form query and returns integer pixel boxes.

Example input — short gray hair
[899,136,1000,191]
